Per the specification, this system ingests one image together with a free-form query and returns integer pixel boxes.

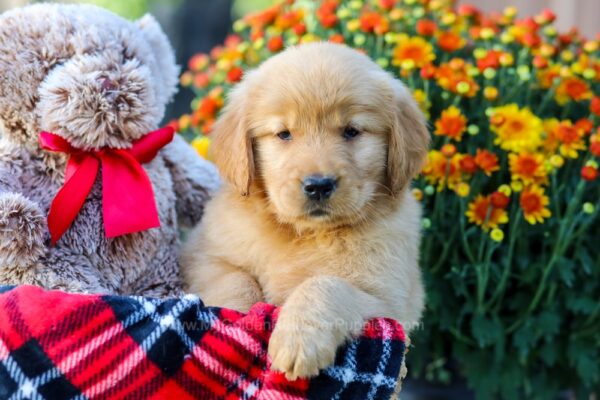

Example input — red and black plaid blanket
[0,285,405,399]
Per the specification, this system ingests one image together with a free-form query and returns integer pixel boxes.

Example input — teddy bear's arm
[161,135,220,227]
[0,168,46,273]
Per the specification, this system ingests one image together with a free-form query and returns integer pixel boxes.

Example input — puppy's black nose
[302,175,337,201]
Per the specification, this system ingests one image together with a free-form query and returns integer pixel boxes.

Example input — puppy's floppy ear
[387,79,430,196]
[210,84,254,196]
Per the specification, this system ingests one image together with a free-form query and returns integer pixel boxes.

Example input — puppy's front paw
[268,310,345,380]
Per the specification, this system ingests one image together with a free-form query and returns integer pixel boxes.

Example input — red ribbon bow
[39,127,175,245]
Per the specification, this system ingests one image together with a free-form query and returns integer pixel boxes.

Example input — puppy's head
[211,42,430,229]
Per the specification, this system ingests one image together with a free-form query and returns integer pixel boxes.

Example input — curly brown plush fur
[0,4,219,296]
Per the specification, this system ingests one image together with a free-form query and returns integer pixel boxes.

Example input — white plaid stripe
[83,295,217,398]
[0,338,86,400]
[185,315,268,397]
[325,319,398,400]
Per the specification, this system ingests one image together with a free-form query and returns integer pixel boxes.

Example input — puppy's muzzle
[302,175,337,201]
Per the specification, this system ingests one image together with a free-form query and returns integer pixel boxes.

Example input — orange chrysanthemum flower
[555,76,592,105]
[474,149,500,176]
[435,59,480,97]
[536,65,561,89]
[437,31,465,52]
[520,185,551,224]
[393,36,435,68]
[360,11,389,35]
[591,97,600,117]
[422,150,463,189]
[509,152,548,185]
[466,195,509,231]
[552,121,586,158]
[477,50,502,71]
[434,106,468,141]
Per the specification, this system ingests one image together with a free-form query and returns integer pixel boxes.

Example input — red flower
[539,8,556,24]
[193,73,210,89]
[438,31,464,53]
[477,50,502,72]
[317,1,339,28]
[267,36,284,52]
[475,149,500,176]
[359,12,389,35]
[198,97,218,117]
[226,67,243,83]
[591,142,600,157]
[378,0,396,10]
[457,4,480,18]
[329,33,345,44]
[459,155,477,174]
[591,96,600,116]
[319,13,338,28]
[533,55,548,69]
[490,192,510,209]
[188,54,209,72]
[416,20,437,37]
[293,23,306,36]
[420,64,436,79]
[224,35,242,48]
[575,118,593,134]
[522,32,541,48]
[581,166,599,181]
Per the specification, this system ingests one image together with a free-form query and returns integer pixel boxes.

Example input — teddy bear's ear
[136,14,180,106]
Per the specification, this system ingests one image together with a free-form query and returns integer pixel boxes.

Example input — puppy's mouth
[308,208,329,217]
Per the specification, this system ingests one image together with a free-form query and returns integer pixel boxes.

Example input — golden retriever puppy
[181,42,430,380]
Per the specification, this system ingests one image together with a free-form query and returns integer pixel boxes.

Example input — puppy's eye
[342,126,361,140]
[277,130,292,141]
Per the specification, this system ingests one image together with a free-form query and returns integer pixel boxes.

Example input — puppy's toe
[268,316,340,380]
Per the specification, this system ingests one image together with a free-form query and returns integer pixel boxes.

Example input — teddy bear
[0,4,220,296]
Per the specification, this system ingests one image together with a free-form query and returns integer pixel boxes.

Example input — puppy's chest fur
[208,193,401,306]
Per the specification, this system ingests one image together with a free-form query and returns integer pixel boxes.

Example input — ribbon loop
[39,127,175,245]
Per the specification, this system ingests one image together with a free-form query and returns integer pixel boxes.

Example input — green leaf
[566,296,598,315]
[557,256,575,287]
[568,338,600,385]
[513,320,538,359]
[577,247,595,275]
[538,341,558,366]
[471,313,503,348]
[536,311,561,339]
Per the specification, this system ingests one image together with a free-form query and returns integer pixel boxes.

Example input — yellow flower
[490,228,505,242]
[490,104,543,153]
[511,181,523,192]
[509,152,548,185]
[550,154,565,168]
[393,36,435,68]
[178,114,192,131]
[412,188,423,201]
[498,184,512,196]
[484,87,498,101]
[520,185,551,225]
[455,182,470,197]
[192,136,211,159]
[413,89,431,119]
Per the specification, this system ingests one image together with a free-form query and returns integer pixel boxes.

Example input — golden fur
[182,42,430,380]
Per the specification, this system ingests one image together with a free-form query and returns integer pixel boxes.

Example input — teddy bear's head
[0,4,178,150]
